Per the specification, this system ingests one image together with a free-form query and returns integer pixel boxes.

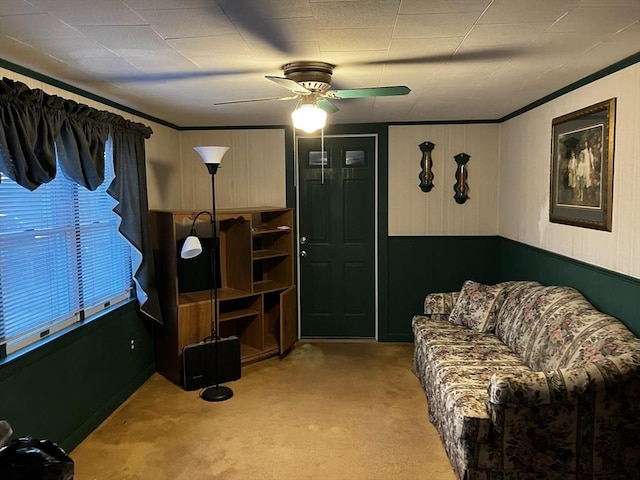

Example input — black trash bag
[0,436,74,480]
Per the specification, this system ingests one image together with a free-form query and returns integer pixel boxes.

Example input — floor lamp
[180,146,233,402]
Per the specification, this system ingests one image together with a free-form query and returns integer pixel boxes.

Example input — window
[344,150,366,167]
[308,150,329,167]
[0,137,133,357]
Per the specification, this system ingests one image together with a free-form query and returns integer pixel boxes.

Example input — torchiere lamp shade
[193,146,229,174]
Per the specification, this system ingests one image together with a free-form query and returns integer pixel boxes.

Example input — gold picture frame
[549,98,616,231]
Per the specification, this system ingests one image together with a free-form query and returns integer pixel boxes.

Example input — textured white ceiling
[0,0,638,127]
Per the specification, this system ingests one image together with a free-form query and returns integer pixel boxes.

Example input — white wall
[178,129,286,210]
[499,64,640,279]
[388,124,500,235]
[144,126,181,210]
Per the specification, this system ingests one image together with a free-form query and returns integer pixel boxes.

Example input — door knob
[300,236,307,245]
[300,250,307,258]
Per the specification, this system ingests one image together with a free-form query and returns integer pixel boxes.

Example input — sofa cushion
[496,284,640,371]
[412,315,530,445]
[448,280,508,332]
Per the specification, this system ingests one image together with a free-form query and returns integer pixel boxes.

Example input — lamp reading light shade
[291,103,327,133]
[180,234,203,259]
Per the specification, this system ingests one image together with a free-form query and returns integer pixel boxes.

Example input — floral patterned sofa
[412,280,640,480]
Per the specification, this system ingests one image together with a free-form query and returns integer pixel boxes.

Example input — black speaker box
[182,336,242,391]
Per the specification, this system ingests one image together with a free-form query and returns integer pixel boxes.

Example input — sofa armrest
[487,369,556,406]
[423,291,459,316]
[488,354,640,406]
[486,354,640,474]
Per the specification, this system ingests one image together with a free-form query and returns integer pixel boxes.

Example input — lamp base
[200,385,233,402]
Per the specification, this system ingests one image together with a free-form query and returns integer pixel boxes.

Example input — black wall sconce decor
[453,152,470,204]
[418,141,435,192]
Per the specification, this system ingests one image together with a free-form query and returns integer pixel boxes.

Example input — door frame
[294,133,379,340]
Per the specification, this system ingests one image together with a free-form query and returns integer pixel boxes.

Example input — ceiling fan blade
[216,0,292,54]
[326,86,410,99]
[265,76,311,94]
[98,69,261,83]
[317,98,339,114]
[214,95,298,105]
[352,48,522,67]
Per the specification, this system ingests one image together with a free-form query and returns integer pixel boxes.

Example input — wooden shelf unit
[150,207,297,387]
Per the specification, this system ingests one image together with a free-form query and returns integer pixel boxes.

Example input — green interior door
[297,135,376,338]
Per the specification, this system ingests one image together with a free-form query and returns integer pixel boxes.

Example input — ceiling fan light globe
[291,104,327,133]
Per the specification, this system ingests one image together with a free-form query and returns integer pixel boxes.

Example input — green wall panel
[385,236,501,341]
[499,238,640,336]
[384,236,640,341]
[0,302,155,452]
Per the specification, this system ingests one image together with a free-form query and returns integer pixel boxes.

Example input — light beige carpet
[71,342,456,480]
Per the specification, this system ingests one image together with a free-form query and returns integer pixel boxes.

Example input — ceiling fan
[213,61,411,132]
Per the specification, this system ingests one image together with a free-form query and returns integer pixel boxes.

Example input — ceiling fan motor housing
[282,61,334,93]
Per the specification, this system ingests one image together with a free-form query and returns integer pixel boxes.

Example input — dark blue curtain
[108,120,162,323]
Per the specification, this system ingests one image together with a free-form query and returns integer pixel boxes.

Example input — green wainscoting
[385,236,502,341]
[0,302,155,452]
[384,236,640,341]
[499,238,640,336]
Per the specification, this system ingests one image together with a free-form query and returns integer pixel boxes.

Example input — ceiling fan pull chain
[321,128,325,185]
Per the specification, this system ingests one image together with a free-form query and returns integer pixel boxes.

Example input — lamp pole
[193,147,233,402]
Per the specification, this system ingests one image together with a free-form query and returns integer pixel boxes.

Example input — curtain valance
[0,77,152,190]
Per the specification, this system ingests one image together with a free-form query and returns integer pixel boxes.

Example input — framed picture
[549,98,616,231]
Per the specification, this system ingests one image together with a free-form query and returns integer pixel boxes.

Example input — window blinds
[0,138,132,356]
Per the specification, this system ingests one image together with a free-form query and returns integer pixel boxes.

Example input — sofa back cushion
[496,284,640,371]
[448,280,509,332]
